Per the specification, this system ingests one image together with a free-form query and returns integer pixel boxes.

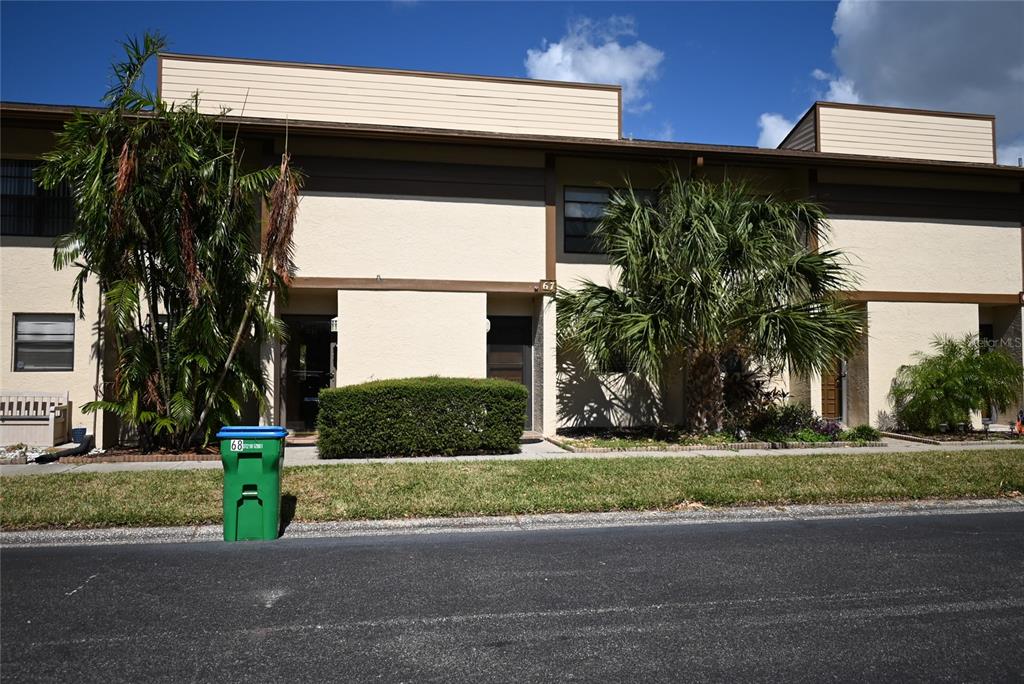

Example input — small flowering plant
[818,420,844,442]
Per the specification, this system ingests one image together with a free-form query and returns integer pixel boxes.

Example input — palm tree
[36,33,301,450]
[556,172,865,433]
[889,334,1022,432]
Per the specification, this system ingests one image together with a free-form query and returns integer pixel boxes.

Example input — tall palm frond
[37,32,299,451]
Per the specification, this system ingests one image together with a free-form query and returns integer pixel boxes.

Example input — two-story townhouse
[1,53,1021,447]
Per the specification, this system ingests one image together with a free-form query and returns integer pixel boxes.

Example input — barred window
[13,314,75,371]
[1,160,75,237]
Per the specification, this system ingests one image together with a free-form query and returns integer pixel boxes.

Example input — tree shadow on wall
[556,352,663,430]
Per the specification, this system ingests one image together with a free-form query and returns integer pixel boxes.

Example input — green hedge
[317,377,529,458]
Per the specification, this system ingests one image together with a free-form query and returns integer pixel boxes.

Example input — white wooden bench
[0,392,72,447]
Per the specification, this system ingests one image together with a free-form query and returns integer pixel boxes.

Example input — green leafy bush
[317,377,528,458]
[890,334,1022,432]
[844,425,882,442]
[790,428,830,443]
[748,403,824,440]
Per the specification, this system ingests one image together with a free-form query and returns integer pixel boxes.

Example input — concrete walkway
[1,436,1020,477]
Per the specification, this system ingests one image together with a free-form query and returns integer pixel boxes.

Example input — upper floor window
[564,187,610,254]
[1,160,75,237]
[564,186,655,254]
[13,314,75,372]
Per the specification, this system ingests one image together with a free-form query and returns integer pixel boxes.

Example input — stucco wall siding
[556,351,662,429]
[865,301,980,427]
[826,217,1021,294]
[335,290,487,386]
[294,193,546,283]
[160,55,621,140]
[0,237,107,444]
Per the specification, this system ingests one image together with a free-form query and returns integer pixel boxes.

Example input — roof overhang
[3,101,1023,179]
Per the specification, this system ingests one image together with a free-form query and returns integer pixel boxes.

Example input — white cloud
[759,2,1023,152]
[823,76,860,104]
[828,0,1024,145]
[807,68,859,103]
[757,113,795,149]
[525,16,664,111]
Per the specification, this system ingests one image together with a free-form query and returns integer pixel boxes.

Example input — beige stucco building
[2,55,1022,445]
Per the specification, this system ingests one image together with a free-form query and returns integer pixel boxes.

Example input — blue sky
[2,2,1021,159]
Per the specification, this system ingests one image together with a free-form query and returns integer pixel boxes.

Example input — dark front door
[487,316,533,429]
[282,315,334,431]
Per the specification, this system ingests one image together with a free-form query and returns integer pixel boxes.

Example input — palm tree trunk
[685,349,724,434]
[187,258,272,447]
[658,352,687,426]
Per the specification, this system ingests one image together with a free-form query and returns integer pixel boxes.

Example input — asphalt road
[3,512,1023,682]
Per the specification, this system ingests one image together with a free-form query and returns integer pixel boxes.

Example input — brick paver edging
[769,440,886,450]
[880,431,1022,447]
[880,431,941,445]
[59,452,220,464]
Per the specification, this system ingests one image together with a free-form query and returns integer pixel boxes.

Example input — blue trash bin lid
[216,425,288,439]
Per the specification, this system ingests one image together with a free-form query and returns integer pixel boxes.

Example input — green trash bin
[217,426,288,541]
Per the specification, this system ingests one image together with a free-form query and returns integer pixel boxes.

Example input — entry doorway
[281,315,335,431]
[487,316,533,429]
[821,359,847,422]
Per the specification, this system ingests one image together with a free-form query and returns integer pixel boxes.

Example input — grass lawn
[2,450,1022,530]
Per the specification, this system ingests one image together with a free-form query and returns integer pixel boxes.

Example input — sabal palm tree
[36,33,300,450]
[556,173,865,433]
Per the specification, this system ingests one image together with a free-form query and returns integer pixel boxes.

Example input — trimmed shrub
[317,377,528,458]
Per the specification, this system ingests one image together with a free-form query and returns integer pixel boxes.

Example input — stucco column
[260,292,279,426]
[541,295,558,436]
[808,371,823,417]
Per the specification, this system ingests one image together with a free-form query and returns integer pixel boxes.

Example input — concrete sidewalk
[1,437,1020,477]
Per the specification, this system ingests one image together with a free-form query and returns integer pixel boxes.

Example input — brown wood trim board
[843,291,1018,305]
[292,277,545,294]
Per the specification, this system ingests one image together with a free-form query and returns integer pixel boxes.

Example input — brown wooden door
[487,316,532,429]
[821,362,842,420]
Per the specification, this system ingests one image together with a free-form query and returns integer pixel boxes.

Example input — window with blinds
[564,186,654,254]
[1,160,75,237]
[13,314,75,371]
[564,187,610,254]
